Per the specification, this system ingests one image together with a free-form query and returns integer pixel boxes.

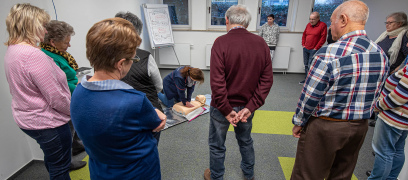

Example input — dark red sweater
[210,28,274,116]
[302,21,327,50]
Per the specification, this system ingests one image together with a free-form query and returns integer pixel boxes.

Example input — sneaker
[204,168,211,180]
[299,80,305,85]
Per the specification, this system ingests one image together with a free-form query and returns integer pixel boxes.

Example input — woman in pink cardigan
[4,4,72,179]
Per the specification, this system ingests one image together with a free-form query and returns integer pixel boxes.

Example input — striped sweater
[375,65,408,130]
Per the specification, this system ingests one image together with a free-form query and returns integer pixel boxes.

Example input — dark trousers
[21,124,72,180]
[290,117,368,180]
[68,120,83,151]
[209,106,255,180]
[303,48,317,79]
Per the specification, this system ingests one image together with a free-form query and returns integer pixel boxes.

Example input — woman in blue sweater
[158,66,204,107]
[70,18,166,180]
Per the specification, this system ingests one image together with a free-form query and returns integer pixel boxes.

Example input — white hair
[336,0,369,23]
[225,4,251,27]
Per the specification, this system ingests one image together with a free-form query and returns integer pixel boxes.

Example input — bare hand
[225,110,238,127]
[237,108,252,123]
[153,109,167,132]
[185,101,194,108]
[292,125,302,138]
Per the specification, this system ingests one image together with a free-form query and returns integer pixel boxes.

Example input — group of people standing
[291,1,408,180]
[3,3,205,180]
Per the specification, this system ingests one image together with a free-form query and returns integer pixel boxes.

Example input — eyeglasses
[127,55,140,63]
[384,21,396,25]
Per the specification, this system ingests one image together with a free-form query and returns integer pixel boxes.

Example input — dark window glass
[211,0,238,25]
[313,0,343,27]
[260,0,290,27]
[164,0,189,25]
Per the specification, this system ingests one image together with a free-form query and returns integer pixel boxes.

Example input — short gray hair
[115,11,143,35]
[387,12,408,26]
[43,20,74,44]
[335,0,369,23]
[225,4,251,27]
[311,12,320,19]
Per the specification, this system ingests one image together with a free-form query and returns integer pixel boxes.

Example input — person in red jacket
[300,12,327,84]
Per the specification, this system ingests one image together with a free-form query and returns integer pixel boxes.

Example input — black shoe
[299,80,305,85]
[72,146,85,156]
[372,151,375,156]
[369,120,376,127]
[70,161,87,171]
[366,170,371,177]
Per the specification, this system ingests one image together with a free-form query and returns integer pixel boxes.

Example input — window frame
[256,0,297,32]
[206,0,244,30]
[163,0,192,30]
[311,0,344,28]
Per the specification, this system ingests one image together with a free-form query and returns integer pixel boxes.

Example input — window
[163,0,190,29]
[207,0,242,29]
[259,0,290,27]
[257,0,296,31]
[312,0,343,27]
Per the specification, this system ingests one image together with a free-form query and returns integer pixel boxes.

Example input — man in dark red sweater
[204,4,273,180]
[300,12,327,84]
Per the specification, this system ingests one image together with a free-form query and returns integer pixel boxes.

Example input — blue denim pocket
[210,106,229,124]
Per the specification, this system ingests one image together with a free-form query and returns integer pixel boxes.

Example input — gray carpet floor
[9,70,375,180]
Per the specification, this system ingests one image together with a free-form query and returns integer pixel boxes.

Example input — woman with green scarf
[41,20,86,170]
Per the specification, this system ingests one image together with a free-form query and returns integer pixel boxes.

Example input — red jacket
[302,21,327,50]
[210,28,273,116]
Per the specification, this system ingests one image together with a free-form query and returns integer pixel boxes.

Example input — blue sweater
[162,66,195,105]
[71,77,161,180]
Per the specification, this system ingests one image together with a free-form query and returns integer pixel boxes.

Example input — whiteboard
[142,4,175,49]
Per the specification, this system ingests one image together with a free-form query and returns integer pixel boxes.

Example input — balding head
[309,12,320,26]
[330,0,368,41]
[311,12,320,19]
[335,0,369,24]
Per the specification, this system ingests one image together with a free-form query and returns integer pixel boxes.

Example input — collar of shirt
[311,21,321,27]
[338,30,367,41]
[80,75,133,91]
[228,26,246,32]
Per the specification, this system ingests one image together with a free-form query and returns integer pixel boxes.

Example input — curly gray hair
[43,20,74,44]
[115,11,143,35]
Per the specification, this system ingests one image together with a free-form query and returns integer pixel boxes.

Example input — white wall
[157,0,313,73]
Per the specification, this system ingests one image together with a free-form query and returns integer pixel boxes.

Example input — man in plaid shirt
[290,1,389,179]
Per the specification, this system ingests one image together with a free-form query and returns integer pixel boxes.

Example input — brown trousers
[290,117,368,180]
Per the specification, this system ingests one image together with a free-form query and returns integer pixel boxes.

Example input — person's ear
[50,39,56,47]
[225,17,229,25]
[115,58,126,71]
[339,14,348,27]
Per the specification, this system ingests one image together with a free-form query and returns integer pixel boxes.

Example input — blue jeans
[368,119,408,180]
[21,123,72,180]
[158,92,175,107]
[303,48,317,78]
[208,106,255,180]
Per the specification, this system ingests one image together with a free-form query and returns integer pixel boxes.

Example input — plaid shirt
[293,30,389,126]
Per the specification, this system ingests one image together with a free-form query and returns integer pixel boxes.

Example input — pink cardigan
[4,44,71,130]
